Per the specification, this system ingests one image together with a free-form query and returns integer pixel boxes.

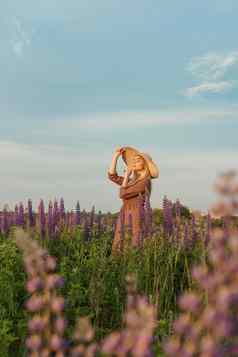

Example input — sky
[1,0,238,213]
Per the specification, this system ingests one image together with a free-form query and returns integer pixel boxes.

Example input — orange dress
[108,171,151,251]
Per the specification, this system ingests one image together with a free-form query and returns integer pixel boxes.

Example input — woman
[107,146,159,252]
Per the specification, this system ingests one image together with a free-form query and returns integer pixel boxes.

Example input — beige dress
[108,171,151,251]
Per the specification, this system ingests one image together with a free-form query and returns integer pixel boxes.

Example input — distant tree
[153,208,163,226]
[172,203,191,219]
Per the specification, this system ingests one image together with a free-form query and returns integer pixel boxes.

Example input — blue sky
[1,0,238,212]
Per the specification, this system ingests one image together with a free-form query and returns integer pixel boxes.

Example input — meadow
[0,171,238,356]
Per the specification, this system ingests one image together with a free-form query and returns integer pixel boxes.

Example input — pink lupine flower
[15,228,67,356]
[164,170,238,357]
[50,297,65,313]
[101,274,157,356]
[25,334,42,350]
[28,316,46,333]
[26,276,44,293]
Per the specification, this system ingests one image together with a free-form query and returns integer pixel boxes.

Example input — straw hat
[121,146,159,179]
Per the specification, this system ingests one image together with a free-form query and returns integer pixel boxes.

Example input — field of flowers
[0,171,238,356]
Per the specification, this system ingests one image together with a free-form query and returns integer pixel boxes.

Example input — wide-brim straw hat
[121,146,159,179]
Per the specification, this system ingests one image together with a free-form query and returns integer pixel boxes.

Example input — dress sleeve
[107,171,124,186]
[119,178,149,199]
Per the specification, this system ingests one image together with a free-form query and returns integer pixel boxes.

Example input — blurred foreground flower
[211,170,238,218]
[70,317,98,357]
[15,228,67,356]
[101,274,158,357]
[164,170,238,357]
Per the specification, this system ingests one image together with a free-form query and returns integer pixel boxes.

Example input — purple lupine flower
[101,274,157,356]
[38,200,46,238]
[119,208,125,242]
[205,211,212,246]
[112,218,117,237]
[162,195,168,235]
[75,201,81,226]
[59,198,66,222]
[81,209,86,227]
[48,201,54,238]
[191,214,197,246]
[174,221,180,244]
[9,211,15,229]
[18,202,25,227]
[139,193,146,244]
[97,210,102,237]
[52,200,59,232]
[83,215,91,242]
[164,226,238,356]
[28,199,35,228]
[15,229,67,356]
[71,317,98,356]
[149,206,153,236]
[0,211,4,234]
[65,211,70,228]
[105,211,112,234]
[14,204,19,226]
[168,200,174,236]
[89,205,95,232]
[162,196,173,237]
[175,199,181,220]
[144,193,153,238]
[183,222,190,248]
[69,210,75,231]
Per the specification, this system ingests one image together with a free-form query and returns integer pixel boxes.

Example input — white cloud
[183,50,238,97]
[0,140,237,214]
[38,106,238,133]
[10,17,31,58]
[187,51,238,81]
[183,81,236,97]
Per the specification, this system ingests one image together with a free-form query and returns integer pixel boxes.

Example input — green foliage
[171,204,191,219]
[0,233,28,357]
[153,208,164,226]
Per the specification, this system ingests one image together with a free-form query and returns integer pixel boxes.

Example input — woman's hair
[144,174,152,198]
[130,156,152,197]
[147,178,152,197]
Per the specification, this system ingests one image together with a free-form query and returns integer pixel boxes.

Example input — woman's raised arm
[107,147,125,186]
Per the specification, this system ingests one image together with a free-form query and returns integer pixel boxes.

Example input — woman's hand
[122,166,134,187]
[114,147,126,158]
[124,166,133,176]
[108,147,126,176]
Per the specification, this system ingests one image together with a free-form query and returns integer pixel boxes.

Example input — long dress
[107,171,151,251]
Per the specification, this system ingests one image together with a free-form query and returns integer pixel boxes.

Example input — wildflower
[75,201,81,226]
[15,228,67,356]
[28,199,35,227]
[38,199,46,237]
[163,170,238,357]
[101,274,157,356]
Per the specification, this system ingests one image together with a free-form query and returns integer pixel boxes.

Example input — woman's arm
[121,167,131,188]
[107,147,125,186]
[120,178,149,199]
[108,172,124,186]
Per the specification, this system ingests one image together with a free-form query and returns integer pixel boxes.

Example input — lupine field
[1,171,238,356]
